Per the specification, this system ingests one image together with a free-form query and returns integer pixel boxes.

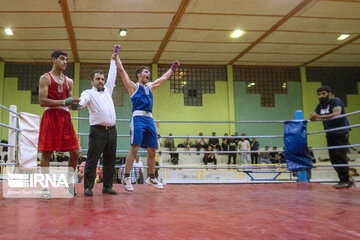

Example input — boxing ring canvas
[1,183,360,240]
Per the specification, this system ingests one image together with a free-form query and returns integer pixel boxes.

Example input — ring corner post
[293,110,308,182]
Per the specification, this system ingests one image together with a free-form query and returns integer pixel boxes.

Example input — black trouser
[326,132,349,183]
[228,154,236,164]
[203,156,217,165]
[171,157,179,165]
[251,153,259,164]
[84,125,117,189]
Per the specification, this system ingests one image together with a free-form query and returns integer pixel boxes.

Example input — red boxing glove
[114,45,121,53]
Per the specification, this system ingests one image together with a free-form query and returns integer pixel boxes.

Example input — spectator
[196,132,207,154]
[184,137,193,151]
[170,147,179,165]
[208,132,221,151]
[157,134,162,148]
[269,146,280,164]
[164,133,175,149]
[250,137,260,164]
[77,152,86,165]
[1,139,8,162]
[78,161,86,183]
[56,151,69,162]
[227,136,237,165]
[233,132,240,146]
[238,134,250,164]
[222,133,229,151]
[133,155,144,184]
[349,168,358,188]
[260,145,272,164]
[203,146,217,165]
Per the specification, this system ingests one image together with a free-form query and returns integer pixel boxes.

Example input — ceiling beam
[303,34,360,66]
[153,0,191,63]
[228,0,313,65]
[59,0,79,62]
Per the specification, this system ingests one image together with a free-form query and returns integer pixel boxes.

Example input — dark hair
[317,85,332,93]
[91,70,104,80]
[51,50,67,61]
[135,66,150,80]
[350,168,359,176]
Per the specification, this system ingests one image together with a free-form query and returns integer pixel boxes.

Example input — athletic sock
[125,173,130,178]
[150,174,155,179]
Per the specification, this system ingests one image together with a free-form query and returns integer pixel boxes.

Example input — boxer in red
[38,50,80,198]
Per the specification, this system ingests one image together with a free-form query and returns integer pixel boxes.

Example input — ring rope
[307,124,360,135]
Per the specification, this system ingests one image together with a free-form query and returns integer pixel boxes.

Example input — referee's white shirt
[79,60,117,127]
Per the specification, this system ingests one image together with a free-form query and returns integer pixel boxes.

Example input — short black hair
[135,66,150,80]
[91,70,104,80]
[51,50,67,61]
[317,85,332,93]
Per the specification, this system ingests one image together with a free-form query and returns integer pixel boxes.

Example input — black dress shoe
[84,188,93,196]
[102,188,118,195]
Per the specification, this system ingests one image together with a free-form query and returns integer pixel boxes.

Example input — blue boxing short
[130,111,158,149]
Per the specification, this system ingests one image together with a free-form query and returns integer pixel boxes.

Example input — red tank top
[47,72,69,100]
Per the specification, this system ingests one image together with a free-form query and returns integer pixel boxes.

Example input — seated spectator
[269,146,280,163]
[238,134,250,164]
[56,151,68,162]
[184,137,193,150]
[132,155,144,184]
[349,168,358,188]
[1,139,8,162]
[170,147,179,165]
[78,161,86,183]
[227,136,237,165]
[77,152,86,165]
[208,132,221,151]
[222,133,229,151]
[203,146,217,165]
[196,132,207,154]
[259,146,272,164]
[164,133,175,149]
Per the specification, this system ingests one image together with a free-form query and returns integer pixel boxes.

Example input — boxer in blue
[115,46,180,192]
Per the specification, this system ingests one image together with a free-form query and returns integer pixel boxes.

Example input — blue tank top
[131,83,153,112]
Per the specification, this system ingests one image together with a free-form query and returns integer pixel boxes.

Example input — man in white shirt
[77,50,118,196]
[238,134,251,164]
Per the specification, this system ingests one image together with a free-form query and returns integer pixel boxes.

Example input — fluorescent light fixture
[231,29,244,38]
[282,83,287,88]
[119,29,127,37]
[337,34,349,40]
[247,82,255,88]
[4,27,14,35]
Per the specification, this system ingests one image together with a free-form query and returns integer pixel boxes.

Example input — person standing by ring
[310,85,351,189]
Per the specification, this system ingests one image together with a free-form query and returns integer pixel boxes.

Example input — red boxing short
[38,109,79,151]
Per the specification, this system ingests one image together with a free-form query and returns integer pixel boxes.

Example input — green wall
[155,80,232,147]
[233,81,303,148]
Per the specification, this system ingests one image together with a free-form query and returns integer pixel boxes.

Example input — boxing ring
[1,104,360,239]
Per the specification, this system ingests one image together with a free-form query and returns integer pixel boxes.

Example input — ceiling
[0,0,360,67]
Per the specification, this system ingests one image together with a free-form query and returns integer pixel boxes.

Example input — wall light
[119,29,127,37]
[4,27,14,35]
[231,29,244,38]
[337,34,349,40]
